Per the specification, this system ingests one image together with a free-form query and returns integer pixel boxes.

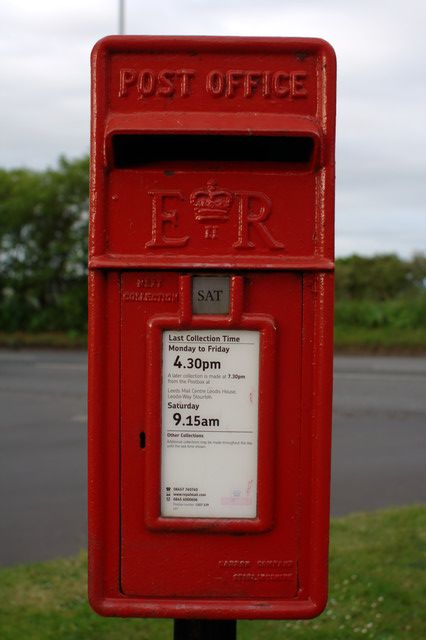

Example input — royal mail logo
[190,179,234,223]
[145,181,284,250]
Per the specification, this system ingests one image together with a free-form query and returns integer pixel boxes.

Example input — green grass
[333,325,426,354]
[333,297,426,353]
[0,331,87,350]
[1,327,425,353]
[0,505,424,639]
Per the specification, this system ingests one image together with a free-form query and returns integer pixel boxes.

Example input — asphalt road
[0,350,425,567]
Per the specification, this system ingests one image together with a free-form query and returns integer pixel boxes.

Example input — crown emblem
[190,179,233,222]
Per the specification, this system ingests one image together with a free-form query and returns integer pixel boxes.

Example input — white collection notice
[161,329,260,518]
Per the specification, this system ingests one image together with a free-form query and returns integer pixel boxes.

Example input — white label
[161,329,260,518]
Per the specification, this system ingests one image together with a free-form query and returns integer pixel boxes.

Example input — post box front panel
[120,271,302,599]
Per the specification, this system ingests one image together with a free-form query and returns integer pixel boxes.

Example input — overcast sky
[0,0,425,258]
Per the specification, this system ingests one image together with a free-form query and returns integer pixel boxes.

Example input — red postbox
[88,35,336,620]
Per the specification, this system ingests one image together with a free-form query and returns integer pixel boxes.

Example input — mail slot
[88,35,336,620]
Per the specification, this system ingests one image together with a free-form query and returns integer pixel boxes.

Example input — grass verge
[1,328,426,353]
[333,326,426,354]
[0,331,87,350]
[0,505,424,639]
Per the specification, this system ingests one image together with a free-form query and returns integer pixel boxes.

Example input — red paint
[88,35,336,620]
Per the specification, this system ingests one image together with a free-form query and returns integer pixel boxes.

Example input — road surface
[0,350,424,567]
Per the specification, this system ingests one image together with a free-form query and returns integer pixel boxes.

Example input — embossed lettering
[218,559,251,568]
[118,68,196,99]
[205,69,308,99]
[177,69,196,97]
[262,71,272,97]
[146,191,189,248]
[233,572,293,582]
[206,70,225,97]
[225,70,244,98]
[123,291,179,303]
[233,191,284,250]
[291,71,308,98]
[118,68,137,97]
[257,559,294,568]
[272,71,289,98]
[158,69,175,97]
[138,69,157,97]
[136,278,163,288]
[144,185,285,250]
[118,67,307,99]
[204,225,219,239]
[244,71,263,98]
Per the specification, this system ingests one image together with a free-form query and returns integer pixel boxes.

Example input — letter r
[233,191,284,249]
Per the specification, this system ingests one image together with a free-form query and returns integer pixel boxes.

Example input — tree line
[0,156,89,333]
[0,156,425,335]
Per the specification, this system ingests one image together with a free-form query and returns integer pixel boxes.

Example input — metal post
[118,0,125,35]
[174,619,237,640]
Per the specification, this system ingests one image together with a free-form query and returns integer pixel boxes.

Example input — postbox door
[120,270,303,598]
